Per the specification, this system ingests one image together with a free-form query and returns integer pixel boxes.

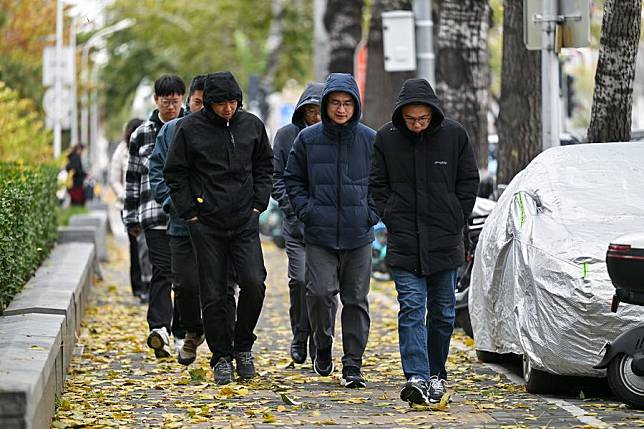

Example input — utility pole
[54,0,63,158]
[540,0,560,151]
[413,0,435,86]
[70,14,78,148]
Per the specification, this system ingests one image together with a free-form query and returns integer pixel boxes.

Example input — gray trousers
[285,236,311,344]
[305,243,371,369]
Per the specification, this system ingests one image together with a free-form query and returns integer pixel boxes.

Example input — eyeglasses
[328,99,354,109]
[158,97,183,108]
[403,115,431,126]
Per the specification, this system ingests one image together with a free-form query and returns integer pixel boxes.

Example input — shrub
[0,162,58,311]
[0,80,52,163]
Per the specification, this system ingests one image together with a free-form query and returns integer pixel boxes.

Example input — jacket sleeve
[369,132,391,219]
[122,131,143,227]
[149,123,174,211]
[109,143,125,200]
[252,124,274,212]
[164,125,198,220]
[271,127,295,217]
[455,132,480,221]
[284,133,310,221]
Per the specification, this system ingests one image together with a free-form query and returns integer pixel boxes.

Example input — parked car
[469,142,644,393]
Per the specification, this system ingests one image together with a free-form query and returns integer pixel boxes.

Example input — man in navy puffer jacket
[284,73,378,388]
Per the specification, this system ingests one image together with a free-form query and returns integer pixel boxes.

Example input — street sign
[382,11,416,72]
[43,46,75,86]
[43,87,73,129]
[524,0,590,50]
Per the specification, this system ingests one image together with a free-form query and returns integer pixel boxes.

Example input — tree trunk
[496,0,541,185]
[435,0,490,170]
[362,0,415,129]
[587,0,642,143]
[324,0,364,74]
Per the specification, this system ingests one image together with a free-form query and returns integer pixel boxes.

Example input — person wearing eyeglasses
[271,82,325,367]
[284,73,379,388]
[123,74,187,359]
[369,78,479,405]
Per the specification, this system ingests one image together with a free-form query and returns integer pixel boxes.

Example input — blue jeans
[393,268,457,381]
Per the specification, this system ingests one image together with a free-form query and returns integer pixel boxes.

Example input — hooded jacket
[271,82,323,239]
[284,73,378,250]
[369,78,479,276]
[163,72,273,230]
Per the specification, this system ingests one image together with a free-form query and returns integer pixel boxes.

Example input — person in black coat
[164,71,273,385]
[369,78,479,405]
[272,82,324,365]
[285,73,379,388]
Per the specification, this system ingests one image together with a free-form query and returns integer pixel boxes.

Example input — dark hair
[154,74,186,97]
[189,74,207,95]
[124,118,144,143]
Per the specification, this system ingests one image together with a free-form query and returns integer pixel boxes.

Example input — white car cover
[469,142,644,377]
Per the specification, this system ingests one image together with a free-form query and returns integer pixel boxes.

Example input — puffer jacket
[369,78,479,276]
[284,73,378,250]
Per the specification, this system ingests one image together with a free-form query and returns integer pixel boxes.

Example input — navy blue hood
[292,82,323,127]
[321,73,361,126]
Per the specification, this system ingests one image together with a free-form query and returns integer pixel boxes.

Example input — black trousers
[144,229,184,338]
[284,235,312,345]
[128,232,145,295]
[188,215,266,365]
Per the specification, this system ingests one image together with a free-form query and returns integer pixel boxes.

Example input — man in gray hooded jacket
[272,82,326,365]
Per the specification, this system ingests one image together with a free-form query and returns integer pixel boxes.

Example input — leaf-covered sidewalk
[52,237,644,428]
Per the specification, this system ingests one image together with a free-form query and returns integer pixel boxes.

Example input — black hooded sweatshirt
[369,78,479,276]
[271,82,323,239]
[164,72,273,230]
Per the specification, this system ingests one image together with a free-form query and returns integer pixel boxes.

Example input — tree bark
[362,0,415,129]
[324,0,364,74]
[496,0,541,185]
[435,0,490,170]
[587,0,642,143]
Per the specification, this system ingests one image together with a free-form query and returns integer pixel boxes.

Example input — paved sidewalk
[52,238,644,428]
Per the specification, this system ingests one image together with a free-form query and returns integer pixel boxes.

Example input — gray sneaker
[213,357,234,385]
[400,376,430,405]
[429,376,447,403]
[177,332,205,366]
[234,351,256,379]
[147,327,171,358]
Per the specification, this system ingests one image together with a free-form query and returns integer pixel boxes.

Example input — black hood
[292,82,323,127]
[392,79,445,136]
[203,72,243,106]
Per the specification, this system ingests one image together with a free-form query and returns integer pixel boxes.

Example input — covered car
[469,142,644,383]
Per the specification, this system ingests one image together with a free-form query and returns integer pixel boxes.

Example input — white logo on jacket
[434,161,448,165]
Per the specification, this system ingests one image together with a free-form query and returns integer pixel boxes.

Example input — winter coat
[164,72,273,230]
[284,73,378,250]
[369,78,479,276]
[272,82,323,240]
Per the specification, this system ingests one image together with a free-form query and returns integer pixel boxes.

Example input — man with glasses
[272,82,324,366]
[124,74,186,358]
[369,78,479,405]
[285,73,378,388]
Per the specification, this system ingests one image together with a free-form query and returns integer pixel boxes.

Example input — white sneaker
[174,337,185,354]
[147,327,171,358]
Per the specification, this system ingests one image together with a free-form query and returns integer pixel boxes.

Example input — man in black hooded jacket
[272,82,325,365]
[164,72,273,385]
[369,79,479,404]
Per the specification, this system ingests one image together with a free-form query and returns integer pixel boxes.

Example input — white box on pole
[43,46,75,86]
[382,11,416,72]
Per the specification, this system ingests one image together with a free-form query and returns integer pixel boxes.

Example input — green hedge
[0,162,58,311]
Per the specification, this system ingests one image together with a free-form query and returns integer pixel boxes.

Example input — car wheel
[607,353,644,409]
[455,309,473,338]
[523,355,556,393]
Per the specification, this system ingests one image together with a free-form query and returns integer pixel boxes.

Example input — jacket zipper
[336,130,342,248]
[226,121,236,149]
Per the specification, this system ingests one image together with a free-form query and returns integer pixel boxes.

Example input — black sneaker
[234,351,256,379]
[428,376,447,403]
[400,376,430,405]
[213,357,234,385]
[313,347,334,376]
[290,341,307,364]
[341,366,366,388]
